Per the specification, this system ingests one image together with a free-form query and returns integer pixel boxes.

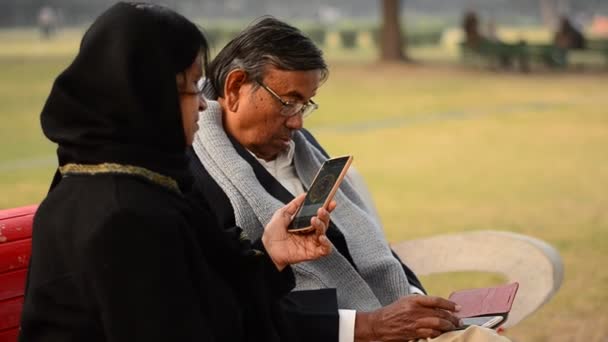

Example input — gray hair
[205,17,328,99]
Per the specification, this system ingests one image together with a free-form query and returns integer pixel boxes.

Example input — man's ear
[223,69,248,112]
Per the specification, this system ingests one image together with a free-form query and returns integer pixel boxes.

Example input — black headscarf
[41,2,207,191]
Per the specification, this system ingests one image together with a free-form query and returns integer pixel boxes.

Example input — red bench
[0,205,36,342]
[0,204,564,340]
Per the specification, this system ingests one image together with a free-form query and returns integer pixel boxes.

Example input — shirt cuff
[410,285,425,295]
[338,309,356,342]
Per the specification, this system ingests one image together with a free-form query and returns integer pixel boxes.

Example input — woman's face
[177,53,206,146]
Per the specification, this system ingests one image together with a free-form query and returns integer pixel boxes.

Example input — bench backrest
[0,205,36,342]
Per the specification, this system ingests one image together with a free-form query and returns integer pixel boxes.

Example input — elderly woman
[19,3,332,342]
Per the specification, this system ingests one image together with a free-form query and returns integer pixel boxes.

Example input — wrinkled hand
[356,295,462,342]
[262,194,335,271]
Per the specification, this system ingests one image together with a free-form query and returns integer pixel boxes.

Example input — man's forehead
[262,67,322,95]
[262,66,321,79]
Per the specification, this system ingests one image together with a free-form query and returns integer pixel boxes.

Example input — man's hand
[355,295,462,342]
[262,194,335,271]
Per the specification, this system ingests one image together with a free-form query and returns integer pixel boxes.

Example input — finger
[431,309,461,328]
[310,216,328,236]
[416,317,458,332]
[438,310,462,328]
[415,328,443,339]
[408,306,461,329]
[412,304,461,327]
[402,307,450,323]
[315,207,331,227]
[325,200,337,213]
[302,234,331,260]
[414,296,459,312]
[283,193,306,217]
[316,235,332,256]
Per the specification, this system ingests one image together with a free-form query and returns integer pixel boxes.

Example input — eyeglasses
[256,80,318,118]
[179,81,205,99]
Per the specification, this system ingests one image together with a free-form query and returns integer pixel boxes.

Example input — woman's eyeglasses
[179,82,205,98]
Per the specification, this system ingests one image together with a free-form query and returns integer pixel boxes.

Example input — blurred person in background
[461,10,528,72]
[554,15,586,50]
[37,6,57,39]
[543,15,586,67]
[462,11,484,48]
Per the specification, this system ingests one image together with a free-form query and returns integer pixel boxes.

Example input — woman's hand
[262,194,335,271]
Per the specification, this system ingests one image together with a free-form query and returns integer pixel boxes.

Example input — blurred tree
[380,0,409,62]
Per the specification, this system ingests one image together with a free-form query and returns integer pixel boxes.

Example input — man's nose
[285,113,303,130]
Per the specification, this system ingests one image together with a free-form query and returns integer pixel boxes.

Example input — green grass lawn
[1,29,607,341]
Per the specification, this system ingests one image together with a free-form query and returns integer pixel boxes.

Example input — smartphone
[287,155,353,233]
[457,316,504,330]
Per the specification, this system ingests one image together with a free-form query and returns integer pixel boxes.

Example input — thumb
[283,193,306,218]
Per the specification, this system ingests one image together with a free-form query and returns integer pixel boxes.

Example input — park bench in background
[0,204,563,341]
[392,231,563,328]
[527,40,608,68]
[570,39,608,66]
[459,40,530,72]
[460,38,608,70]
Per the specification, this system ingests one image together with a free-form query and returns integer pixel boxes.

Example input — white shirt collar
[251,139,296,170]
[249,140,305,196]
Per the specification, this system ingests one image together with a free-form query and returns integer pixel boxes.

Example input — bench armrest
[391,231,563,328]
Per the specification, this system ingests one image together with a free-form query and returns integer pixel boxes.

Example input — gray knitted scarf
[192,101,410,311]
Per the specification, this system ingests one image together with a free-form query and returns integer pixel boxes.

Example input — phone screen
[288,156,352,231]
[458,316,504,330]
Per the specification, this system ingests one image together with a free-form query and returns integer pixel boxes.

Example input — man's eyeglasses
[256,80,318,118]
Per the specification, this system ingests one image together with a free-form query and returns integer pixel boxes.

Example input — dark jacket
[186,129,426,341]
[21,172,279,342]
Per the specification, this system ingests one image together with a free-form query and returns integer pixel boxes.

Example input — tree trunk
[380,0,407,61]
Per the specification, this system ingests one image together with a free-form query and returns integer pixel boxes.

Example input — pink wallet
[448,282,519,319]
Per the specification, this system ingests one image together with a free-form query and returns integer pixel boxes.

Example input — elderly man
[188,17,510,342]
